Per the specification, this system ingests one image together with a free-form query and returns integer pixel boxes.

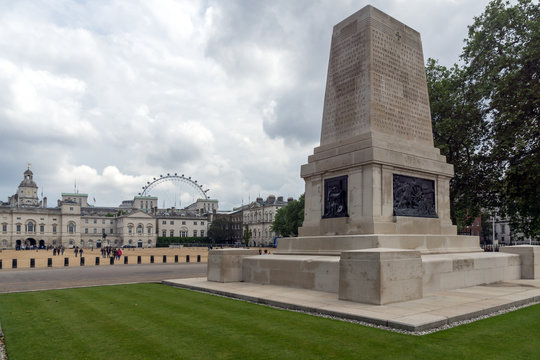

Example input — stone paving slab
[162,277,540,333]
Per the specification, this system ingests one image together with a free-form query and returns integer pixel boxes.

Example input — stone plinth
[207,249,259,282]
[275,234,480,256]
[242,255,340,293]
[501,246,540,279]
[422,252,521,294]
[338,248,422,305]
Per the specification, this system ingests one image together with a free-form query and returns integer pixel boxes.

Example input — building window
[94,228,97,234]
[194,221,197,225]
[85,219,89,224]
[182,221,186,225]
[170,221,174,225]
[94,219,97,224]
[147,227,151,234]
[40,225,44,233]
[162,230,166,237]
[70,207,73,211]
[53,225,57,234]
[162,220,166,224]
[137,225,143,234]
[194,230,198,237]
[201,230,205,237]
[110,228,113,234]
[170,230,174,237]
[85,228,89,234]
[27,222,35,233]
[102,219,105,224]
[2,224,6,232]
[201,221,204,225]
[110,220,113,224]
[68,223,75,234]
[180,231,187,237]
[102,228,105,234]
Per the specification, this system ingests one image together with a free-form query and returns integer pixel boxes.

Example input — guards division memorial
[206,5,540,306]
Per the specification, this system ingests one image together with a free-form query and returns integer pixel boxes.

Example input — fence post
[12,259,17,269]
[30,258,35,268]
[137,256,141,264]
[0,259,2,270]
[48,258,52,267]
[124,256,128,264]
[80,257,85,266]
[64,257,69,266]
[95,257,100,265]
[110,257,114,265]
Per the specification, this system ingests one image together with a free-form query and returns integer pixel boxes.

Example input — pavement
[163,277,540,333]
[0,263,207,293]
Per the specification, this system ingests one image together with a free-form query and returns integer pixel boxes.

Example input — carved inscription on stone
[320,17,369,146]
[370,11,433,144]
[393,174,437,218]
[319,6,434,146]
[323,176,349,218]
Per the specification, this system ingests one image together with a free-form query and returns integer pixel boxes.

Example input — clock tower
[17,165,39,207]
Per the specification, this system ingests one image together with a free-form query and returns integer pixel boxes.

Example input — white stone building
[0,168,216,249]
[242,195,291,246]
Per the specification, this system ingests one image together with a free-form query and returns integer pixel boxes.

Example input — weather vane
[27,162,31,170]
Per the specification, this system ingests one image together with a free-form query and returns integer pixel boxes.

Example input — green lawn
[0,283,538,359]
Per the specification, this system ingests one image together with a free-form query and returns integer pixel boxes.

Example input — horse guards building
[0,167,291,249]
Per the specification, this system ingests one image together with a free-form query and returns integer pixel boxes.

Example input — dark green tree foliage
[461,0,539,239]
[208,217,233,243]
[426,59,489,229]
[427,0,539,239]
[271,194,305,237]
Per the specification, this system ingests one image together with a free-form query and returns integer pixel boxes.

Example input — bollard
[174,255,178,263]
[110,257,114,265]
[0,259,2,270]
[95,257,100,265]
[12,259,17,269]
[197,254,201,263]
[137,255,141,264]
[30,258,35,268]
[64,257,69,266]
[124,256,128,264]
[163,255,166,263]
[186,255,190,263]
[150,255,154,264]
[80,257,85,266]
[48,258,52,267]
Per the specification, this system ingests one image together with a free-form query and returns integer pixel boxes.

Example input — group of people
[100,246,122,260]
[52,246,65,256]
[73,246,84,257]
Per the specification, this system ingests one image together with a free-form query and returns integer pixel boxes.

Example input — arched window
[26,221,36,233]
[68,223,75,234]
[137,224,143,234]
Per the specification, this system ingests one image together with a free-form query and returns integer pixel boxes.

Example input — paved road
[0,263,207,293]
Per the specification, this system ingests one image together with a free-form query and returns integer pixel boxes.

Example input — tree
[426,59,491,229]
[427,0,539,239]
[207,217,232,244]
[271,194,304,237]
[242,225,252,246]
[461,0,539,239]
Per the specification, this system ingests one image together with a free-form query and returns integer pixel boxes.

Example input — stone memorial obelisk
[276,5,478,254]
[212,5,524,306]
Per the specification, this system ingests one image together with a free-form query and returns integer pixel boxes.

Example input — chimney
[43,197,47,208]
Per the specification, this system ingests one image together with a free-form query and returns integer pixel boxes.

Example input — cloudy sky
[0,0,492,210]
